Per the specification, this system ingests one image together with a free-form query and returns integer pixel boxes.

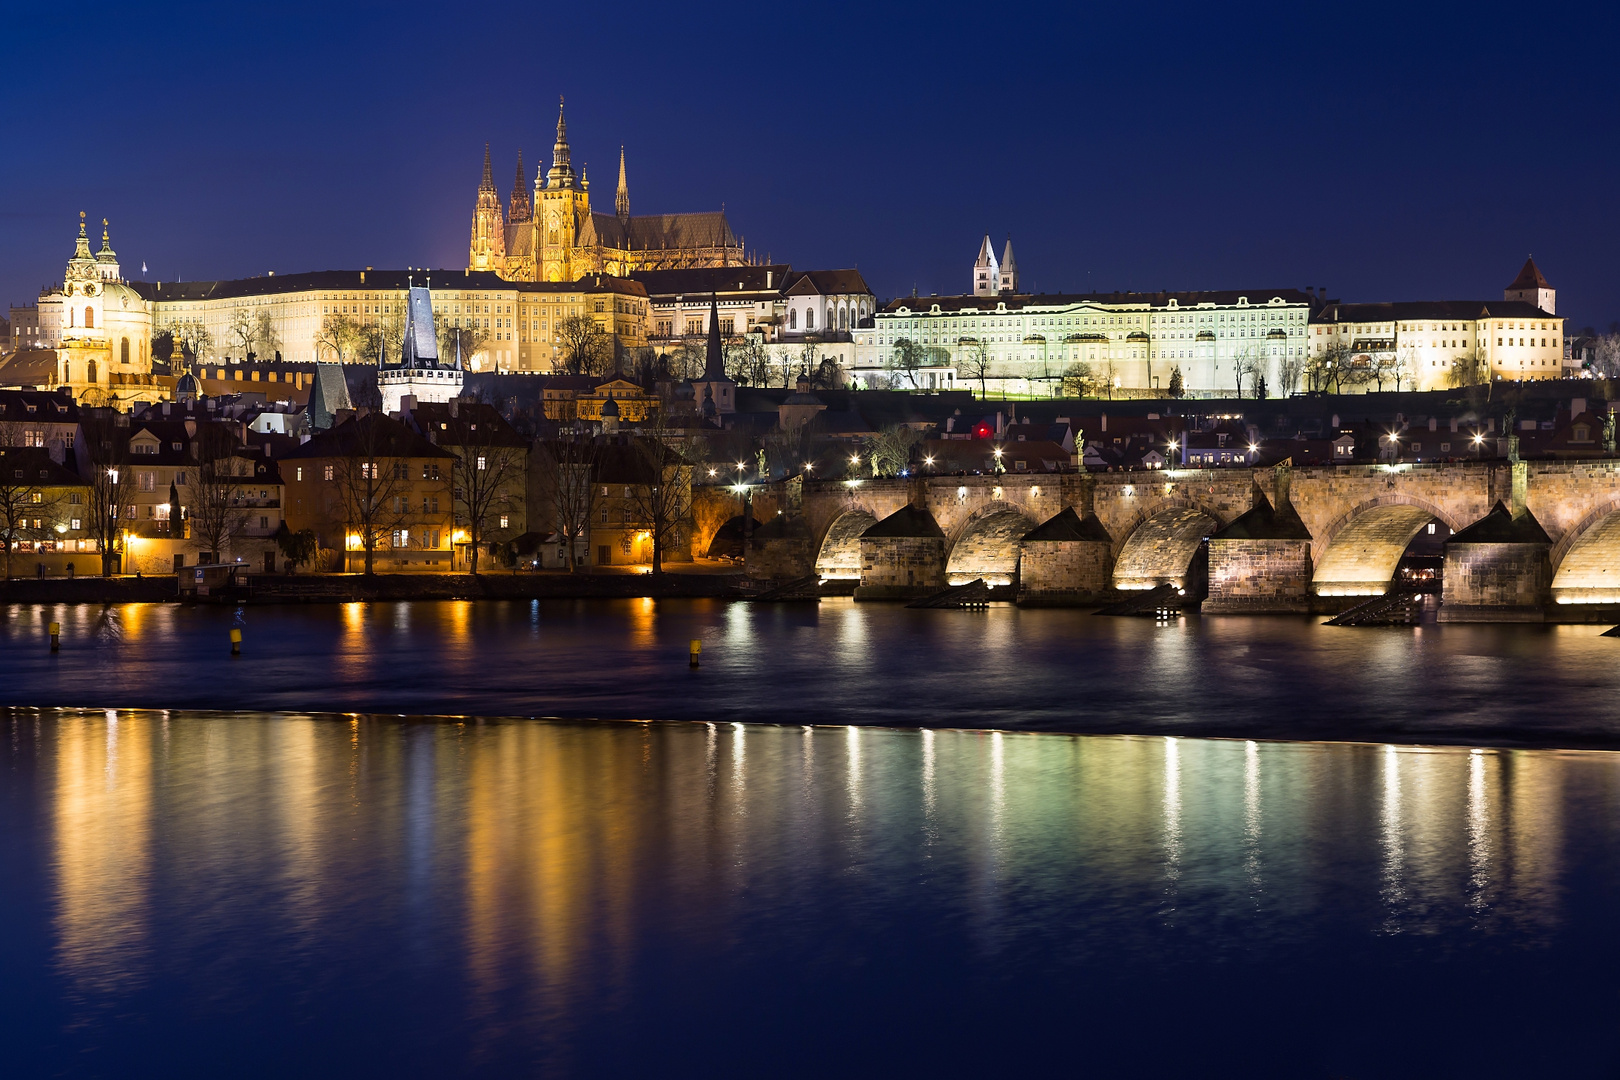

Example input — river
[3,601,1620,1076]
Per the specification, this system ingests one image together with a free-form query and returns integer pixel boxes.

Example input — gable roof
[629,265,789,298]
[782,269,872,297]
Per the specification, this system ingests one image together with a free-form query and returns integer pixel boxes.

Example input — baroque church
[469,101,747,282]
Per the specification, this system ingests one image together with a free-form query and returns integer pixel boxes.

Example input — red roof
[1507,256,1550,291]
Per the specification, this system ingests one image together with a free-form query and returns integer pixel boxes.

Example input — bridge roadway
[750,460,1620,618]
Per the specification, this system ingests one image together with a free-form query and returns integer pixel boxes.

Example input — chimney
[1428,417,1437,431]
[1449,417,1458,432]
[184,419,197,438]
[1572,397,1587,419]
[1101,413,1108,432]
[448,398,459,418]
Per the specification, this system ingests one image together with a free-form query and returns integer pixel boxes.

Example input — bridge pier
[1205,491,1315,614]
[1438,501,1552,622]
[854,505,947,600]
[1017,507,1113,605]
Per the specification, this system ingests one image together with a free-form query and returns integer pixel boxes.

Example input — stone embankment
[1,572,750,606]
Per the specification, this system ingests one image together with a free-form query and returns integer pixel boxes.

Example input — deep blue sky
[5,1,1617,329]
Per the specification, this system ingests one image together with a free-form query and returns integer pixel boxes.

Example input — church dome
[176,371,202,401]
[601,397,620,418]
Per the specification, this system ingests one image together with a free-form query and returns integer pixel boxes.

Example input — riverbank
[0,569,753,605]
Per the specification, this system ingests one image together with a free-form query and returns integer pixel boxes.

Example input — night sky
[5,1,1617,329]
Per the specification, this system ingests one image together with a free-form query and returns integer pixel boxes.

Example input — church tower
[998,237,1018,294]
[538,98,588,283]
[508,149,531,223]
[467,143,507,273]
[615,146,630,226]
[1505,256,1555,314]
[973,235,999,297]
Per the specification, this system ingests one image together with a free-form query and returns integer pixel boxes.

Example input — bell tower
[539,97,588,283]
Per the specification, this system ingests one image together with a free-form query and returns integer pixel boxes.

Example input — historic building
[856,286,1313,397]
[468,101,747,283]
[379,285,463,414]
[1310,259,1565,388]
[26,214,158,405]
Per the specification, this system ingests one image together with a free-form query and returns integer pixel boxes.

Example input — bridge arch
[1549,496,1620,604]
[1312,495,1461,597]
[1112,505,1221,590]
[814,508,878,579]
[944,502,1037,586]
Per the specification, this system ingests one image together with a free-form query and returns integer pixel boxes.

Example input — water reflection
[17,710,1614,1074]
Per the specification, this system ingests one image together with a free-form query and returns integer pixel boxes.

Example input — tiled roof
[1506,257,1551,292]
[630,265,790,298]
[1312,300,1557,322]
[882,288,1315,314]
[127,269,512,302]
[783,269,872,297]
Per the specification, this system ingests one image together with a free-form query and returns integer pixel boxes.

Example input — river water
[3,601,1620,1076]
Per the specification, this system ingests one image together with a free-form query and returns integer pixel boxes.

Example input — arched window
[839,306,847,330]
[806,308,815,330]
[789,309,797,330]
[87,359,97,384]
[120,337,129,364]
[85,307,94,329]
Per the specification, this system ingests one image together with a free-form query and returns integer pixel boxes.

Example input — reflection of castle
[469,100,747,283]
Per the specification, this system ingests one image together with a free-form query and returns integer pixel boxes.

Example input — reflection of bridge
[742,461,1620,619]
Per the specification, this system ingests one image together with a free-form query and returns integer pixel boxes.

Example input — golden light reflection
[52,711,151,995]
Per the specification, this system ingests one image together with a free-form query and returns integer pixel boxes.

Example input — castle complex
[468,101,746,282]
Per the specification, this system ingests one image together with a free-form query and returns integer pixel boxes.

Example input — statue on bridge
[1605,411,1616,455]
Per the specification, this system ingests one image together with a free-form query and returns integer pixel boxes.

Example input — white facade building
[379,286,463,415]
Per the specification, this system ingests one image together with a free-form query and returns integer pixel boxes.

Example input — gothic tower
[467,143,506,273]
[615,146,630,226]
[508,149,531,223]
[538,98,588,283]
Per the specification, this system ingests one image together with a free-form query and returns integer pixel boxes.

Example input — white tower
[379,284,463,415]
[1504,256,1555,315]
[998,237,1018,294]
[973,235,999,297]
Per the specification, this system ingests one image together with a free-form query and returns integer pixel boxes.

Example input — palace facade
[469,101,747,283]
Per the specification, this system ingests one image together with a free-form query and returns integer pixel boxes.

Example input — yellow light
[993,447,1003,457]
[1248,443,1259,453]
[850,454,860,465]
[708,468,717,477]
[451,529,469,544]
[924,456,935,465]
[345,532,362,550]
[1167,440,1178,450]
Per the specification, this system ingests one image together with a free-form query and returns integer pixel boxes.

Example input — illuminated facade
[469,102,747,283]
[856,288,1313,397]
[378,286,463,415]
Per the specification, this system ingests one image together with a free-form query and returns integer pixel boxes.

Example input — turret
[1505,256,1555,315]
[546,97,579,190]
[467,143,506,272]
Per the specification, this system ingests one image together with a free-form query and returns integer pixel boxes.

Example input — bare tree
[861,424,923,477]
[1276,352,1305,396]
[227,310,258,362]
[725,334,771,386]
[331,414,415,575]
[624,413,693,575]
[1060,361,1095,398]
[1589,333,1620,378]
[435,321,490,370]
[1307,342,1350,393]
[315,313,366,364]
[960,340,991,399]
[185,424,252,563]
[538,427,598,573]
[557,315,609,375]
[0,446,62,579]
[442,404,527,574]
[1231,347,1262,399]
[174,322,214,365]
[809,355,842,390]
[81,414,135,575]
[887,338,925,389]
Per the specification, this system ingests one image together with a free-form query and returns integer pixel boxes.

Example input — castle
[469,100,747,283]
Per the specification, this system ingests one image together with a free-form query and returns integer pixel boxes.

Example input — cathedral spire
[615,146,630,224]
[479,142,495,194]
[508,149,531,222]
[547,96,577,189]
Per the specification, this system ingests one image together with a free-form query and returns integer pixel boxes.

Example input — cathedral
[469,101,747,282]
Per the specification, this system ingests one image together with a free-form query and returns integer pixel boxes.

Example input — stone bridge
[739,461,1620,619]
